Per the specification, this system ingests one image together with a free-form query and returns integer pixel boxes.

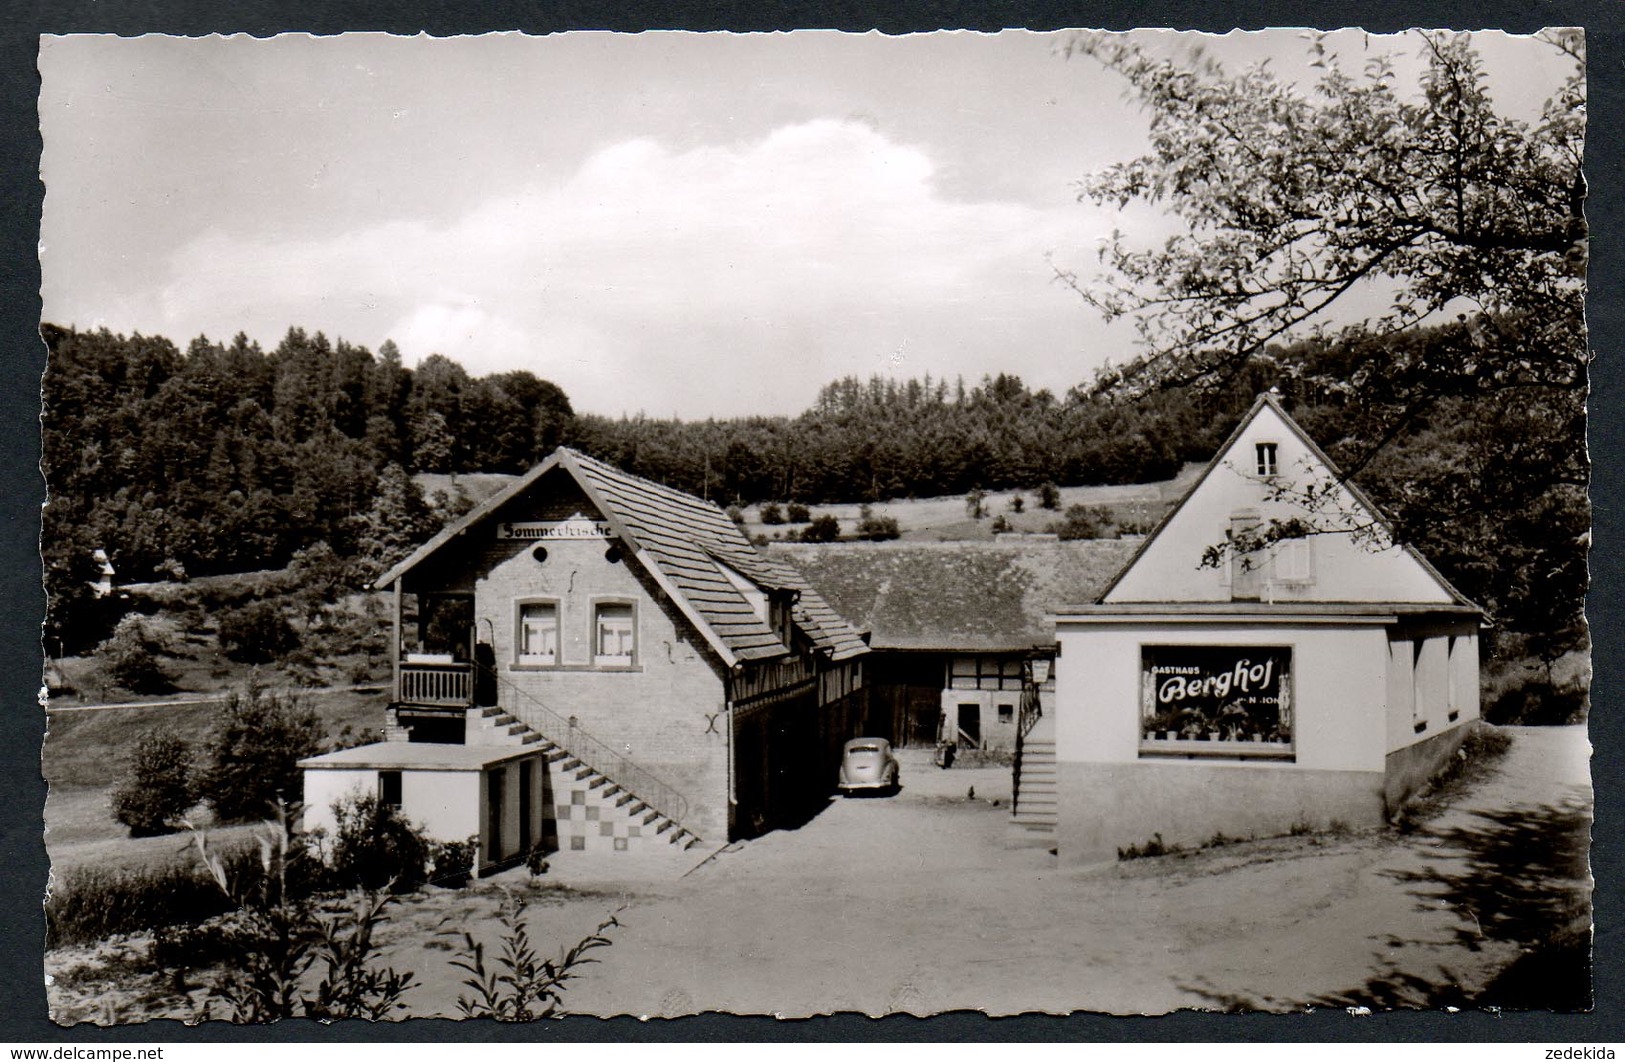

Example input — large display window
[1140,645,1293,759]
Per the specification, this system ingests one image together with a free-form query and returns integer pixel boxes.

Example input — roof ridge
[563,447,734,518]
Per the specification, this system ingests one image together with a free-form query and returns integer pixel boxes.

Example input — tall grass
[46,843,277,948]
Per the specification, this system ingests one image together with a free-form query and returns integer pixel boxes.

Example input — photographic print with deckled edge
[37,27,1591,1024]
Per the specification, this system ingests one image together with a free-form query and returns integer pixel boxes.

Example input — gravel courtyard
[374,724,1592,1018]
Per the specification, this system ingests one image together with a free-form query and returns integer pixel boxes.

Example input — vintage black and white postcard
[37,28,1591,1023]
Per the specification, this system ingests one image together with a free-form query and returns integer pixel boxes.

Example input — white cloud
[156,118,1140,415]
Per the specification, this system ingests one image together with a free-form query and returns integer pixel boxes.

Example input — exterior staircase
[1010,678,1058,848]
[466,705,703,858]
[1011,735,1058,837]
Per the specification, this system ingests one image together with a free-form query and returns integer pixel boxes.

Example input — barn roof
[376,448,868,668]
[769,538,1141,652]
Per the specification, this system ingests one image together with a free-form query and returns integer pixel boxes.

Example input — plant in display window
[1139,646,1293,754]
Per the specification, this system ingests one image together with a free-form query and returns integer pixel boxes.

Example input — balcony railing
[399,661,473,706]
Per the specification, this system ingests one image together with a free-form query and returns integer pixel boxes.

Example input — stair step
[545,749,570,763]
[572,767,595,781]
[520,732,543,745]
[614,792,636,807]
[655,819,675,834]
[480,707,504,718]
[588,776,610,790]
[642,810,661,825]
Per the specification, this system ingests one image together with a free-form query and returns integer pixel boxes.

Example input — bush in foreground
[328,793,431,893]
[199,684,325,823]
[111,729,196,836]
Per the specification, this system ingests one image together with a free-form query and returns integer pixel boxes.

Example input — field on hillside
[417,463,1208,543]
[743,463,1205,542]
[45,688,391,874]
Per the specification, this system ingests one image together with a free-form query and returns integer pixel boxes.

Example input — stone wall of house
[468,530,733,841]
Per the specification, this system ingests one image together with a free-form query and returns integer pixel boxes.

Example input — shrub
[1009,495,1025,514]
[330,793,431,893]
[725,504,746,525]
[799,515,840,543]
[199,684,325,823]
[786,502,811,523]
[855,504,900,541]
[1037,482,1061,510]
[94,615,175,694]
[991,515,1012,533]
[759,503,784,525]
[191,814,416,1022]
[1051,503,1119,541]
[965,489,987,519]
[1117,832,1179,861]
[111,729,196,836]
[451,891,617,1021]
[217,601,300,664]
[428,837,480,888]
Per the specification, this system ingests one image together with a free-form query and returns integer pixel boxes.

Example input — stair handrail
[1013,668,1044,815]
[471,661,691,830]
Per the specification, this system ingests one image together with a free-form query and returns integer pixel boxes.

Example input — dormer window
[769,595,794,646]
[1255,442,1279,477]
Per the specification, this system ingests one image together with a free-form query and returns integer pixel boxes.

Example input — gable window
[1140,645,1294,761]
[1255,442,1279,477]
[594,602,635,666]
[517,602,558,666]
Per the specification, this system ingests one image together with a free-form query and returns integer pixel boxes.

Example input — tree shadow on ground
[1181,798,1593,1012]
[1322,799,1592,1012]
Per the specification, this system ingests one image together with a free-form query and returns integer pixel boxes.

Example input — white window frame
[1255,441,1279,477]
[592,599,636,668]
[515,599,560,667]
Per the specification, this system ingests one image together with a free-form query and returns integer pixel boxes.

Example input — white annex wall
[1104,402,1456,606]
[1054,622,1390,773]
[301,769,374,838]
[404,769,482,843]
[302,768,481,844]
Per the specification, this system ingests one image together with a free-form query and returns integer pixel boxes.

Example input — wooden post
[391,579,402,705]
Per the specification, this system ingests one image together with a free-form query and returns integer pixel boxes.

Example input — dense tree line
[42,324,572,651]
[571,371,1221,507]
[42,316,1583,666]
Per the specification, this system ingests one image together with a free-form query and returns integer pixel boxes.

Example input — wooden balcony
[398,658,473,706]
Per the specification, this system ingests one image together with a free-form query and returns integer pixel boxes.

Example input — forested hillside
[41,317,1586,673]
[41,324,573,651]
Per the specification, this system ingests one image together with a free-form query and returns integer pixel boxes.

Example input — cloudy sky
[38,30,1576,418]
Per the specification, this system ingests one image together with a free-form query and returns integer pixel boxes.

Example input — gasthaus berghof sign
[1140,645,1293,745]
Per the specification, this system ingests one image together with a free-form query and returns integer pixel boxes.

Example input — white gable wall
[1104,403,1455,605]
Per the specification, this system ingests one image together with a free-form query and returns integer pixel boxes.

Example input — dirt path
[517,726,1590,1016]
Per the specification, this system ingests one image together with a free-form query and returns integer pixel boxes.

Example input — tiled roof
[378,448,869,667]
[769,538,1141,651]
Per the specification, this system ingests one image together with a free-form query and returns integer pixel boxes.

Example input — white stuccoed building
[1041,392,1483,863]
